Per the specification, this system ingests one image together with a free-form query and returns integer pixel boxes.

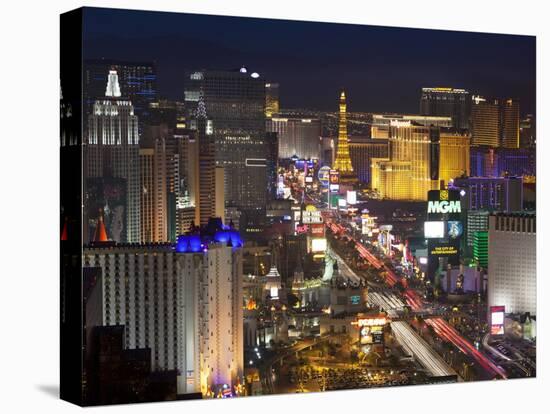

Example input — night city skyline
[61,6,536,406]
[83,7,536,114]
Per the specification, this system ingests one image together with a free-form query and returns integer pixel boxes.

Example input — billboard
[447,221,463,239]
[310,223,325,237]
[311,238,327,253]
[426,189,463,262]
[318,166,331,187]
[302,205,323,224]
[347,190,357,205]
[329,169,340,193]
[338,198,347,209]
[355,316,388,345]
[490,306,505,335]
[424,221,445,238]
[427,189,462,221]
[428,244,459,257]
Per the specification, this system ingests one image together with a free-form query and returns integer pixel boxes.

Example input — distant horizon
[82,7,536,116]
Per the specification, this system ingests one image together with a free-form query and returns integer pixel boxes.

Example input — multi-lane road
[329,242,458,378]
[325,214,508,380]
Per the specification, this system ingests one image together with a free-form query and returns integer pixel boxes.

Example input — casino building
[371,121,440,201]
[488,212,536,315]
[83,220,244,397]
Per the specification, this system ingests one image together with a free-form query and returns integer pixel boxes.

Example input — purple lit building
[470,147,535,177]
[451,176,523,212]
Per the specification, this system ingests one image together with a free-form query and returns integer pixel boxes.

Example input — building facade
[139,138,168,242]
[371,113,452,139]
[83,234,244,397]
[500,98,520,149]
[84,59,157,134]
[420,87,470,130]
[348,136,389,185]
[84,70,141,243]
[266,116,320,160]
[371,120,440,200]
[466,210,490,251]
[184,69,269,217]
[452,176,523,212]
[471,96,500,147]
[487,213,536,314]
[439,128,470,185]
[265,82,280,118]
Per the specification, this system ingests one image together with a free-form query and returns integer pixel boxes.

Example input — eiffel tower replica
[333,90,358,186]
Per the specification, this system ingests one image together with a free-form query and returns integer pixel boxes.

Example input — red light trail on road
[325,218,507,379]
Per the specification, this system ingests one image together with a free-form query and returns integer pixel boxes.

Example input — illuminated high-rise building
[348,136,389,185]
[265,132,279,201]
[439,128,470,185]
[266,116,320,160]
[333,91,357,183]
[189,93,226,226]
[471,96,500,147]
[500,98,520,149]
[473,231,489,268]
[371,114,452,139]
[451,176,523,212]
[139,131,168,242]
[371,160,412,199]
[84,70,141,243]
[265,82,279,118]
[185,69,268,221]
[84,59,157,134]
[466,210,490,252]
[420,87,470,130]
[470,146,536,178]
[488,212,536,315]
[83,222,244,397]
[519,114,535,148]
[371,120,439,200]
[320,137,335,167]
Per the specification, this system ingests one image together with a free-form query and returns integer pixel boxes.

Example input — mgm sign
[427,190,461,215]
[426,189,463,263]
[427,190,462,221]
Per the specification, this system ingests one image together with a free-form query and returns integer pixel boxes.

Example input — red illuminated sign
[310,224,324,236]
[490,306,505,335]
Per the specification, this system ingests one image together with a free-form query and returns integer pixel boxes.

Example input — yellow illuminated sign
[430,246,458,256]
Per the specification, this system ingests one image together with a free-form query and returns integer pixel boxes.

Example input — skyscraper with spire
[333,91,357,183]
[84,69,141,243]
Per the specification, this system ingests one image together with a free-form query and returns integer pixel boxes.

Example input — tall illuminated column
[333,91,358,190]
[333,91,354,173]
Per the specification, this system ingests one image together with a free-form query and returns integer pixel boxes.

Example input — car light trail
[330,220,508,380]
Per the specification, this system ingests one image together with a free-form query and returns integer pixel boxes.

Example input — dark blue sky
[82,7,536,115]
